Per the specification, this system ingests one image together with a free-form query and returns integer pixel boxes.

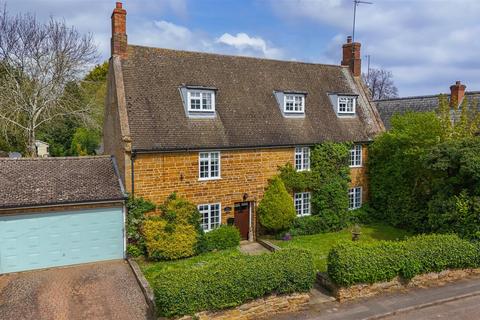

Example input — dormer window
[187,90,215,112]
[284,94,305,113]
[337,96,356,114]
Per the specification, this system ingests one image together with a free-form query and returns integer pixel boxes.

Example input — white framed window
[337,96,356,114]
[294,192,311,217]
[284,94,305,113]
[349,144,362,167]
[348,187,362,210]
[199,151,220,180]
[295,147,310,171]
[198,203,221,231]
[187,90,215,112]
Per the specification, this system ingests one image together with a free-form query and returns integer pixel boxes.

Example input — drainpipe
[248,201,254,242]
[131,151,136,198]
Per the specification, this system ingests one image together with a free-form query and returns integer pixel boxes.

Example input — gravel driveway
[0,260,149,320]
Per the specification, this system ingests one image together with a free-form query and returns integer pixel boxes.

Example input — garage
[0,156,127,274]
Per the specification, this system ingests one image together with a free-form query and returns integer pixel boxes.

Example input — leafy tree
[70,127,100,156]
[258,176,296,232]
[36,63,108,156]
[0,6,97,156]
[438,94,480,139]
[368,112,444,230]
[423,137,480,239]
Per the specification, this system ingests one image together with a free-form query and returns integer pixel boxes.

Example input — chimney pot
[450,80,466,107]
[111,2,127,59]
[341,36,361,77]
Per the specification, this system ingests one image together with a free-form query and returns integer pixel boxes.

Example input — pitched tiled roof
[0,156,126,209]
[375,92,480,129]
[120,46,383,151]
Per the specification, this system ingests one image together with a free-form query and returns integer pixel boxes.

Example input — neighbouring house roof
[35,140,49,147]
[119,45,384,152]
[375,92,480,130]
[0,156,126,210]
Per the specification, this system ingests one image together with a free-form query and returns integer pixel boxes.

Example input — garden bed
[269,223,410,272]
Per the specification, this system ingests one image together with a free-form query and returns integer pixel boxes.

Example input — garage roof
[0,156,126,210]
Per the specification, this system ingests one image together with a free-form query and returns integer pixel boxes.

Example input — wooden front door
[234,202,250,240]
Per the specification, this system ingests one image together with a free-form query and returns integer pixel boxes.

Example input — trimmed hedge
[152,249,315,317]
[204,225,241,251]
[327,234,480,287]
[289,216,329,236]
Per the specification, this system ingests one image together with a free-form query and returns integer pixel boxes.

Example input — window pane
[198,205,209,230]
[202,92,212,110]
[199,152,220,179]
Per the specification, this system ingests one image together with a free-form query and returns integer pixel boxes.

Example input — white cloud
[271,0,480,96]
[216,33,283,59]
[129,20,284,59]
[5,1,284,62]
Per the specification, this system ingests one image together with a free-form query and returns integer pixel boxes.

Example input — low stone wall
[319,268,480,302]
[178,293,310,320]
[257,238,281,252]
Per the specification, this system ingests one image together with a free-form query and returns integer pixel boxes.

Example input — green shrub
[289,216,329,236]
[327,234,480,287]
[126,196,156,255]
[126,244,143,257]
[142,194,203,260]
[143,219,199,260]
[152,249,315,317]
[258,176,296,232]
[204,225,241,251]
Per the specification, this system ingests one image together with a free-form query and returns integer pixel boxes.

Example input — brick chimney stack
[450,81,466,108]
[341,36,361,77]
[111,2,127,59]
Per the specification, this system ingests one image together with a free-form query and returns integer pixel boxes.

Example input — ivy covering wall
[279,142,352,232]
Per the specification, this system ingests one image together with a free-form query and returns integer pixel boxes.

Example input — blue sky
[7,0,480,96]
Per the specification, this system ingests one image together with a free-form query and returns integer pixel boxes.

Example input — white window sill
[348,206,362,211]
[349,165,363,168]
[198,177,222,182]
[296,168,311,172]
[297,213,311,217]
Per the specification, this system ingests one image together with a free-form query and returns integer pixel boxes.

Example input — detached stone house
[103,2,384,240]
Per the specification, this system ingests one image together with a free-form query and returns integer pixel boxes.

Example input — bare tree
[363,68,399,100]
[0,6,97,156]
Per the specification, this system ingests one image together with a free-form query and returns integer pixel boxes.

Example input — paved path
[271,277,480,320]
[239,241,270,255]
[0,260,149,320]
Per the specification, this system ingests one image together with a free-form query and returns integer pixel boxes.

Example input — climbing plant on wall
[279,142,351,231]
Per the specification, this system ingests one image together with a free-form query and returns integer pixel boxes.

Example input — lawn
[270,223,410,272]
[136,248,241,282]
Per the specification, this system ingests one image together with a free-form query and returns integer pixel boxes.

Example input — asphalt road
[383,295,480,320]
[271,277,480,320]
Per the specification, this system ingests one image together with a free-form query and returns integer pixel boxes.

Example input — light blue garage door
[0,207,124,274]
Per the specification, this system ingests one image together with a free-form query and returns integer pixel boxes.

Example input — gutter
[0,199,126,212]
[131,150,137,198]
[111,155,128,198]
[132,140,374,154]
